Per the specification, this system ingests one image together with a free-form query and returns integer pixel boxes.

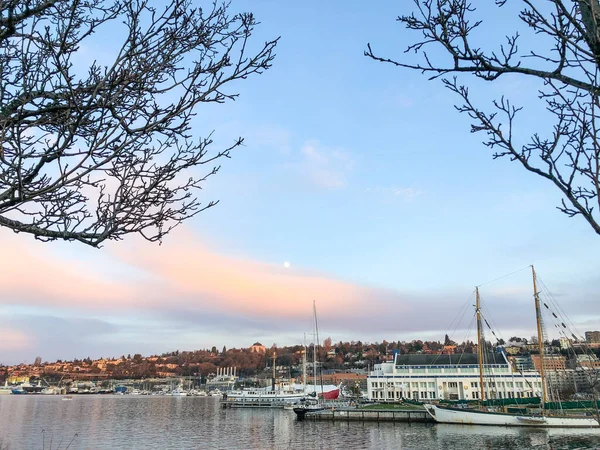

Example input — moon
[283,261,290,268]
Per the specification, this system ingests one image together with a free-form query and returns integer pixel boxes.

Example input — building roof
[394,353,507,366]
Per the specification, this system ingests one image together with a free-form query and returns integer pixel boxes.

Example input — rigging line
[480,303,507,345]
[446,290,475,339]
[432,290,475,365]
[538,275,585,340]
[476,265,532,288]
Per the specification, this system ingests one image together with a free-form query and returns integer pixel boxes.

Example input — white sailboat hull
[424,404,599,428]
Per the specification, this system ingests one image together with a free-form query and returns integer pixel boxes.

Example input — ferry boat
[224,386,306,405]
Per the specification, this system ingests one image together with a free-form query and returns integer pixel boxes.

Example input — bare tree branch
[366,0,600,235]
[0,0,279,246]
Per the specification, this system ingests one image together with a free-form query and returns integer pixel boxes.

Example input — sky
[1,1,599,364]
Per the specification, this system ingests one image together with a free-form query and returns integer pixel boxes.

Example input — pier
[300,408,432,423]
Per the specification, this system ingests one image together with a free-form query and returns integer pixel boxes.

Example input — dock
[221,399,287,408]
[300,408,432,423]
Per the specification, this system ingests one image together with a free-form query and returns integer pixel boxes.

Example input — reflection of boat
[434,422,600,449]
[425,266,600,428]
[62,395,73,401]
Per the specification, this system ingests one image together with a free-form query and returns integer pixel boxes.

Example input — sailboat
[424,266,600,428]
[294,301,327,419]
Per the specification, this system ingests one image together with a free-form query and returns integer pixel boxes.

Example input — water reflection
[0,397,599,449]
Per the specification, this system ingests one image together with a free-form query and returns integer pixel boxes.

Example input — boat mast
[272,351,277,392]
[303,333,307,389]
[476,286,485,402]
[313,300,324,398]
[532,265,548,404]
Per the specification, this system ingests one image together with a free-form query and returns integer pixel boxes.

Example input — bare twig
[366,0,600,235]
[0,0,279,246]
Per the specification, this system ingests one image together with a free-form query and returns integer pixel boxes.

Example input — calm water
[1,396,600,450]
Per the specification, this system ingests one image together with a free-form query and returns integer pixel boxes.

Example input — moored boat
[293,397,325,419]
[424,403,598,427]
[424,266,600,429]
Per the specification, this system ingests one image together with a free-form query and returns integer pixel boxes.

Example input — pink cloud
[0,228,404,323]
[0,231,140,309]
[110,229,396,319]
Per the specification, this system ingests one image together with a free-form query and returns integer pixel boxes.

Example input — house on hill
[250,343,266,354]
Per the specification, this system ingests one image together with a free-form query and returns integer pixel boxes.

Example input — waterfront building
[508,355,534,371]
[206,366,238,392]
[367,353,542,402]
[559,337,572,350]
[530,354,566,372]
[567,354,600,369]
[585,331,600,344]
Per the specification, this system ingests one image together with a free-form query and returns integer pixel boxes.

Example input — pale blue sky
[1,1,599,364]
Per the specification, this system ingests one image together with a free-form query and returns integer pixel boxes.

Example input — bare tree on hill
[0,0,278,246]
[366,0,600,236]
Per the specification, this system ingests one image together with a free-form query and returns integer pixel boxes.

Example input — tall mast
[476,286,485,402]
[302,333,307,389]
[532,265,548,404]
[272,351,277,391]
[313,300,324,397]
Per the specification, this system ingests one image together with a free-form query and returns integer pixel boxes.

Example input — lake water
[1,396,600,449]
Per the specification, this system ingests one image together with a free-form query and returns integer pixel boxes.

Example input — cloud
[366,185,423,201]
[296,141,354,189]
[0,233,141,310]
[1,228,598,362]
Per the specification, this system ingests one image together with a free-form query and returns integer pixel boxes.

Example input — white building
[367,353,542,402]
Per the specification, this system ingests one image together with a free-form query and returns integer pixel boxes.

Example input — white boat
[294,383,340,399]
[424,403,598,427]
[171,386,188,397]
[424,266,600,429]
[225,384,341,406]
[225,387,305,404]
[0,381,12,395]
[41,387,60,395]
